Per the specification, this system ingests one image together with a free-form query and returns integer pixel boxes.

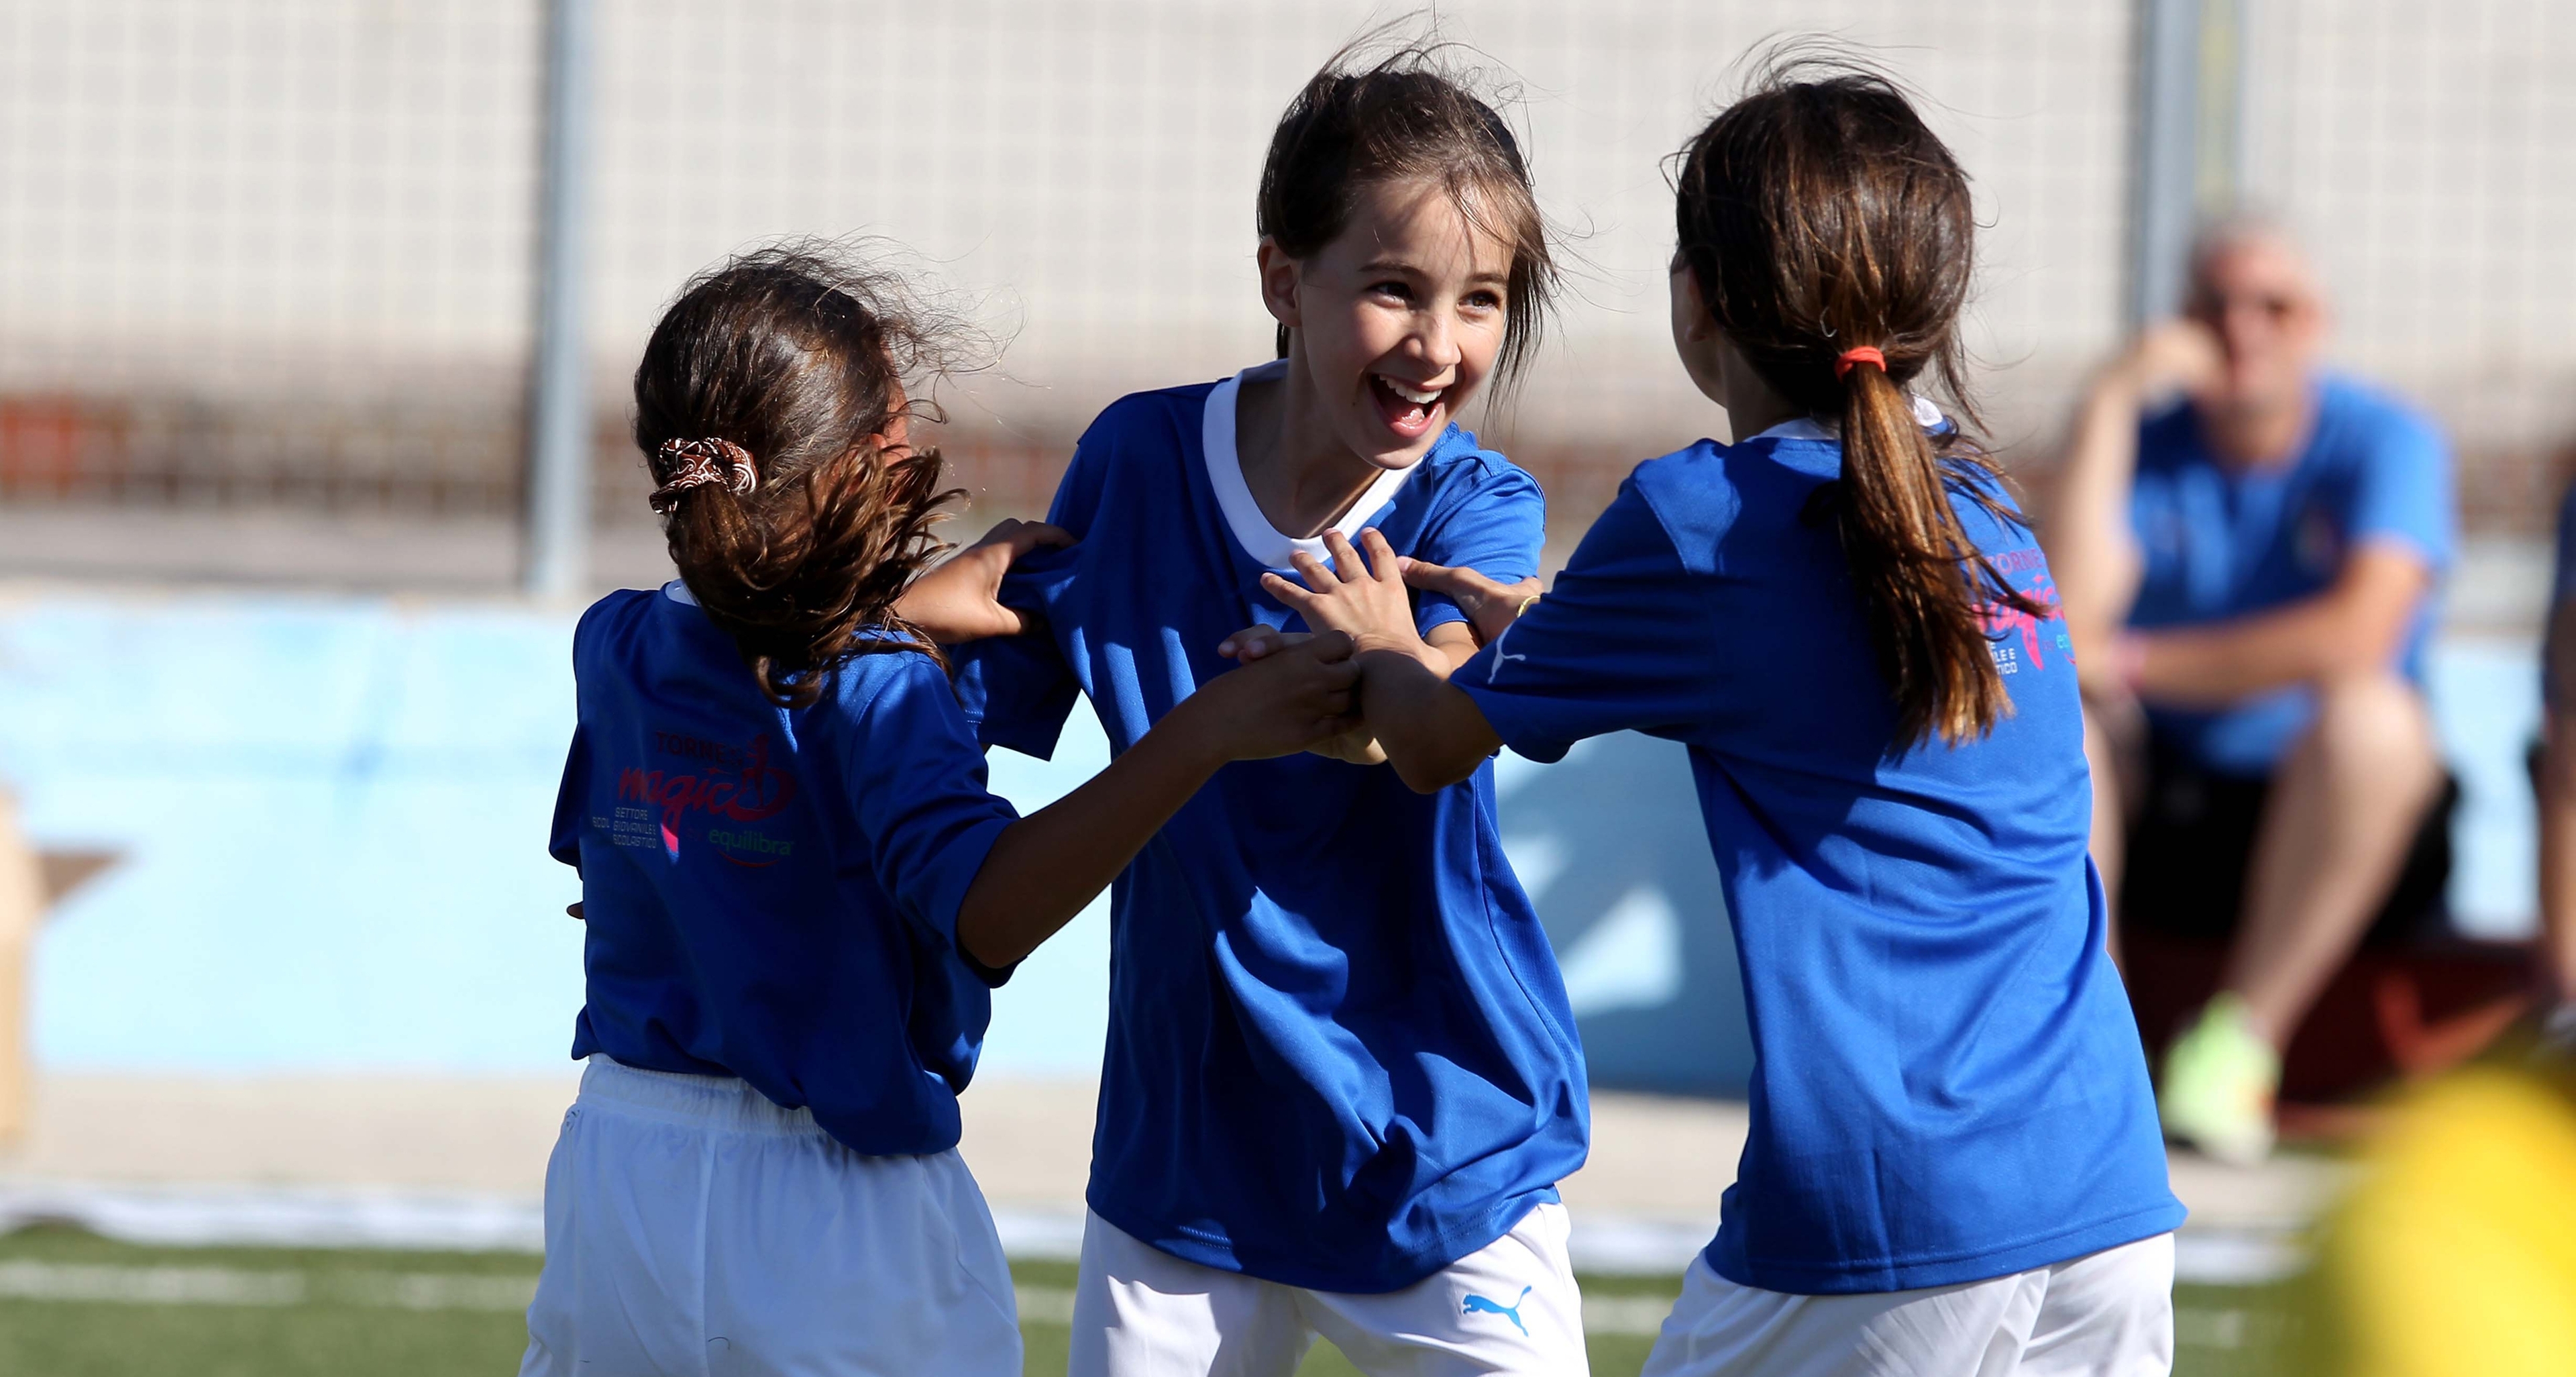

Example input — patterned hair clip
[649,438,759,513]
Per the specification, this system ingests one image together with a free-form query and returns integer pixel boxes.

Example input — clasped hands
[1220,529,1537,766]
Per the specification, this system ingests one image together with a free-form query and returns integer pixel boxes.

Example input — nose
[1410,307,1461,373]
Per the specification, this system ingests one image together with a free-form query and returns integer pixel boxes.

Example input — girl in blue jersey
[521,245,1361,1377]
[908,42,1590,1377]
[1265,63,2186,1376]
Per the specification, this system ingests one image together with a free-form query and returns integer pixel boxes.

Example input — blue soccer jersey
[1453,425,2184,1296]
[552,583,1018,1158]
[954,362,1588,1294]
[2128,375,2455,774]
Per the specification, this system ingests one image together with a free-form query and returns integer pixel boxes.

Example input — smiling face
[1260,178,1514,472]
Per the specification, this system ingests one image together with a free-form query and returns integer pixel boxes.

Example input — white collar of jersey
[662,579,698,605]
[1753,392,1947,442]
[1202,359,1422,571]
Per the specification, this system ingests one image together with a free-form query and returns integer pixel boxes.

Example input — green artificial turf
[0,1227,2296,1376]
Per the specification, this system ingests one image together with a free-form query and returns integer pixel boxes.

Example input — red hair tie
[1834,346,1887,380]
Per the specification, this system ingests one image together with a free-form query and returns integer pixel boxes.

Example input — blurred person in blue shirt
[2043,217,2456,1164]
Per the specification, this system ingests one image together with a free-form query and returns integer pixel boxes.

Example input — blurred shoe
[2160,994,2280,1165]
[2538,1002,2576,1061]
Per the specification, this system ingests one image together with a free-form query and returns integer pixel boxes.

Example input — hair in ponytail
[1673,57,2039,750]
[631,242,965,709]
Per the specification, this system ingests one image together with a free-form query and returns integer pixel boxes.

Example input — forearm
[892,576,1034,644]
[2132,550,2426,706]
[955,710,1221,968]
[1357,646,1501,793]
[2041,380,2148,648]
[2132,608,2365,705]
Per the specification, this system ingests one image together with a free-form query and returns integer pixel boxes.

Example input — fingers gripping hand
[1395,557,1541,648]
[897,519,1075,642]
[1193,631,1363,761]
[1259,529,1428,662]
[1218,624,1301,663]
[1218,625,1386,763]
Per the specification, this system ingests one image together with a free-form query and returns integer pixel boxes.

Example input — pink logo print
[1978,569,2065,670]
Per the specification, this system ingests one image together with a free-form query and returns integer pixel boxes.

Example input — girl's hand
[1395,558,1542,648]
[1218,625,1389,764]
[1260,529,1442,672]
[1174,631,1362,762]
[894,519,1075,644]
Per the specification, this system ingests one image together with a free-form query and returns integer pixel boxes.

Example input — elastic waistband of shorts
[577,1055,828,1137]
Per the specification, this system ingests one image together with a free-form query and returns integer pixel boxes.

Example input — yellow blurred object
[2315,1066,2576,1376]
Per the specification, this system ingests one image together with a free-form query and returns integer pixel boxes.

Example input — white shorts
[1639,1232,2175,1377]
[1069,1202,1589,1377]
[519,1056,1020,1377]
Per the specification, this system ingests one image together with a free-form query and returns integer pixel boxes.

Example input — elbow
[1388,745,1478,795]
[954,907,1025,973]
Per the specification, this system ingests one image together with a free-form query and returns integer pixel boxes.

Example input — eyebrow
[1358,257,1511,288]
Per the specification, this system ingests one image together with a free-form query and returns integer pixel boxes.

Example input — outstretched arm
[1245,529,1511,793]
[954,633,1358,968]
[1350,648,1504,794]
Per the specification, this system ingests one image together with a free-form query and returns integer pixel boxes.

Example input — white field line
[0,1264,1685,1335]
[0,1263,2268,1350]
[0,1260,535,1313]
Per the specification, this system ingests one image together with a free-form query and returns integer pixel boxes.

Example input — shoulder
[1081,381,1223,449]
[2315,376,2449,464]
[1062,382,1225,500]
[1591,440,1738,573]
[572,587,660,662]
[1409,425,1544,520]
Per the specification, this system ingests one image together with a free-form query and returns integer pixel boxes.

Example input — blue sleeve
[1413,461,1546,637]
[1452,478,1723,763]
[2345,407,2455,574]
[549,725,586,871]
[843,656,1023,976]
[949,431,1110,759]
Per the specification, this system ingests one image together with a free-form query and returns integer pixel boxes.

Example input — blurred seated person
[2043,217,2456,1163]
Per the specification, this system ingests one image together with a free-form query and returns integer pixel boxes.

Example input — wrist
[1354,627,1440,673]
[1154,693,1239,773]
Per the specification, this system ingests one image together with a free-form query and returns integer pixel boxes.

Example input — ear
[1256,238,1303,331]
[1671,261,1719,344]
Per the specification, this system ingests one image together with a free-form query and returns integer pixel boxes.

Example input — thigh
[2020,1233,2174,1377]
[700,1139,1021,1377]
[1639,1255,2043,1377]
[519,1101,709,1377]
[1301,1201,1589,1377]
[1068,1211,1309,1377]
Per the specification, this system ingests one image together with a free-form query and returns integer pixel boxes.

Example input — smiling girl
[924,42,1589,1377]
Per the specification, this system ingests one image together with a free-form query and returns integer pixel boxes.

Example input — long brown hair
[1674,60,2038,749]
[1258,34,1558,401]
[631,243,963,708]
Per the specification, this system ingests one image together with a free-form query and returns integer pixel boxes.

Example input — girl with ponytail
[1260,60,2185,1374]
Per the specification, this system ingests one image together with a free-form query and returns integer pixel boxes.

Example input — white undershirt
[1202,360,1421,570]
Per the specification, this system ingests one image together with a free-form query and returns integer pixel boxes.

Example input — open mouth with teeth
[1369,373,1448,442]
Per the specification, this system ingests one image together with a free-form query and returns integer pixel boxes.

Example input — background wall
[3,1,2566,535]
